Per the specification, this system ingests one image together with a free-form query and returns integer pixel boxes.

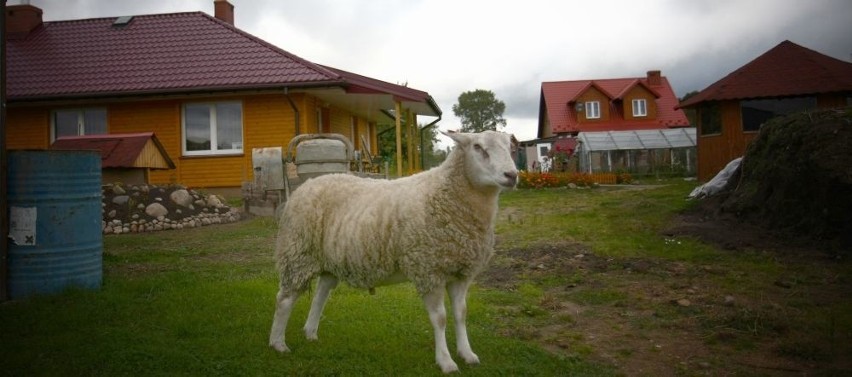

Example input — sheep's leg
[447,279,479,365]
[423,288,459,373]
[269,287,302,353]
[304,274,338,340]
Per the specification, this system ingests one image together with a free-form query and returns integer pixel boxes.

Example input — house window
[740,97,816,132]
[51,108,107,141]
[632,99,647,117]
[698,102,722,136]
[585,101,601,119]
[182,101,243,156]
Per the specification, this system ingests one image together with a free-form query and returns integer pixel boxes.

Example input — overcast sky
[22,0,852,142]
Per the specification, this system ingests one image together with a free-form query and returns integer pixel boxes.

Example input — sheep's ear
[441,130,470,146]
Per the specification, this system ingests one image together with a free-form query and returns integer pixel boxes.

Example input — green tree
[376,121,445,172]
[452,89,507,133]
[680,90,700,126]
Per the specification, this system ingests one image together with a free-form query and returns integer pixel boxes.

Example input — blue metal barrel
[6,150,103,299]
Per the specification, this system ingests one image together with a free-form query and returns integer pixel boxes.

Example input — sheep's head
[443,130,519,191]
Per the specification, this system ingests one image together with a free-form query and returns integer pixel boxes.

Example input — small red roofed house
[678,40,852,181]
[51,133,175,185]
[530,70,692,174]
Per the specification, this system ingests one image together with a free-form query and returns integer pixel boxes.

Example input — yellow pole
[395,101,403,177]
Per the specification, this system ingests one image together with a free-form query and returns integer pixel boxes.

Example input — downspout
[419,114,441,170]
[283,87,300,136]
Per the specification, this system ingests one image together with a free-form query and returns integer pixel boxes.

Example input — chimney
[6,3,43,38]
[214,0,234,25]
[646,70,662,86]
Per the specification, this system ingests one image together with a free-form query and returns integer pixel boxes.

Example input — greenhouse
[576,128,697,176]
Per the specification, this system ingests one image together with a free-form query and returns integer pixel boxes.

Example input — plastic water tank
[295,139,348,180]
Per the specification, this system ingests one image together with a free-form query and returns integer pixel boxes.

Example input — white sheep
[268,130,518,373]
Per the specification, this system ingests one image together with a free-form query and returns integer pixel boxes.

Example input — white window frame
[50,107,108,142]
[585,101,601,119]
[181,101,244,156]
[632,99,647,117]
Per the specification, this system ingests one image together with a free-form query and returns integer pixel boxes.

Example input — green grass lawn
[2,179,849,375]
[0,212,611,376]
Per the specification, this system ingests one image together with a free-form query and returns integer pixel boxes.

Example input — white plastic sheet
[688,157,743,199]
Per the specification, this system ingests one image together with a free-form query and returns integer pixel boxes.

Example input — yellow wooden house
[5,1,440,188]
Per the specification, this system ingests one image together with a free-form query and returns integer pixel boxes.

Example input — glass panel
[740,97,816,132]
[54,110,80,138]
[185,104,211,151]
[82,109,107,135]
[633,99,646,116]
[699,103,721,135]
[586,101,600,119]
[215,102,242,150]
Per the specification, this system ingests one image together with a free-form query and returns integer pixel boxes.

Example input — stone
[170,189,194,208]
[206,194,224,208]
[145,203,169,218]
[112,195,130,205]
[112,185,126,195]
[137,203,145,210]
[108,210,117,218]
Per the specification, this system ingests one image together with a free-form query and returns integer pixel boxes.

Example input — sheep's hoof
[269,342,291,353]
[304,327,319,341]
[460,351,480,365]
[438,360,459,374]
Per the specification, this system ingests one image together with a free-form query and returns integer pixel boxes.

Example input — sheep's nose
[504,171,518,186]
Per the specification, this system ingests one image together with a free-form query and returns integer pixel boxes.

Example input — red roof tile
[540,74,689,135]
[679,40,852,108]
[7,11,345,100]
[50,132,175,169]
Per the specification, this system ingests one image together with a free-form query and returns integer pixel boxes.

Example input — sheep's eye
[473,144,489,158]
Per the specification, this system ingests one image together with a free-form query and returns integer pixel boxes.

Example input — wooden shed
[51,132,175,185]
[678,40,852,181]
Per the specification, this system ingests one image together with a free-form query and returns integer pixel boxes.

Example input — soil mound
[680,107,852,252]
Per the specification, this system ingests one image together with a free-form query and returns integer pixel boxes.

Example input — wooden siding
[133,140,172,169]
[623,86,658,121]
[5,92,389,188]
[578,87,610,123]
[6,107,49,149]
[697,100,755,181]
[109,100,182,184]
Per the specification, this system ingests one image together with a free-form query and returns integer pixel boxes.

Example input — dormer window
[585,101,601,119]
[632,99,647,117]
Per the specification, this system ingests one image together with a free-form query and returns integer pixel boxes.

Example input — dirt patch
[480,242,851,376]
[675,108,852,253]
